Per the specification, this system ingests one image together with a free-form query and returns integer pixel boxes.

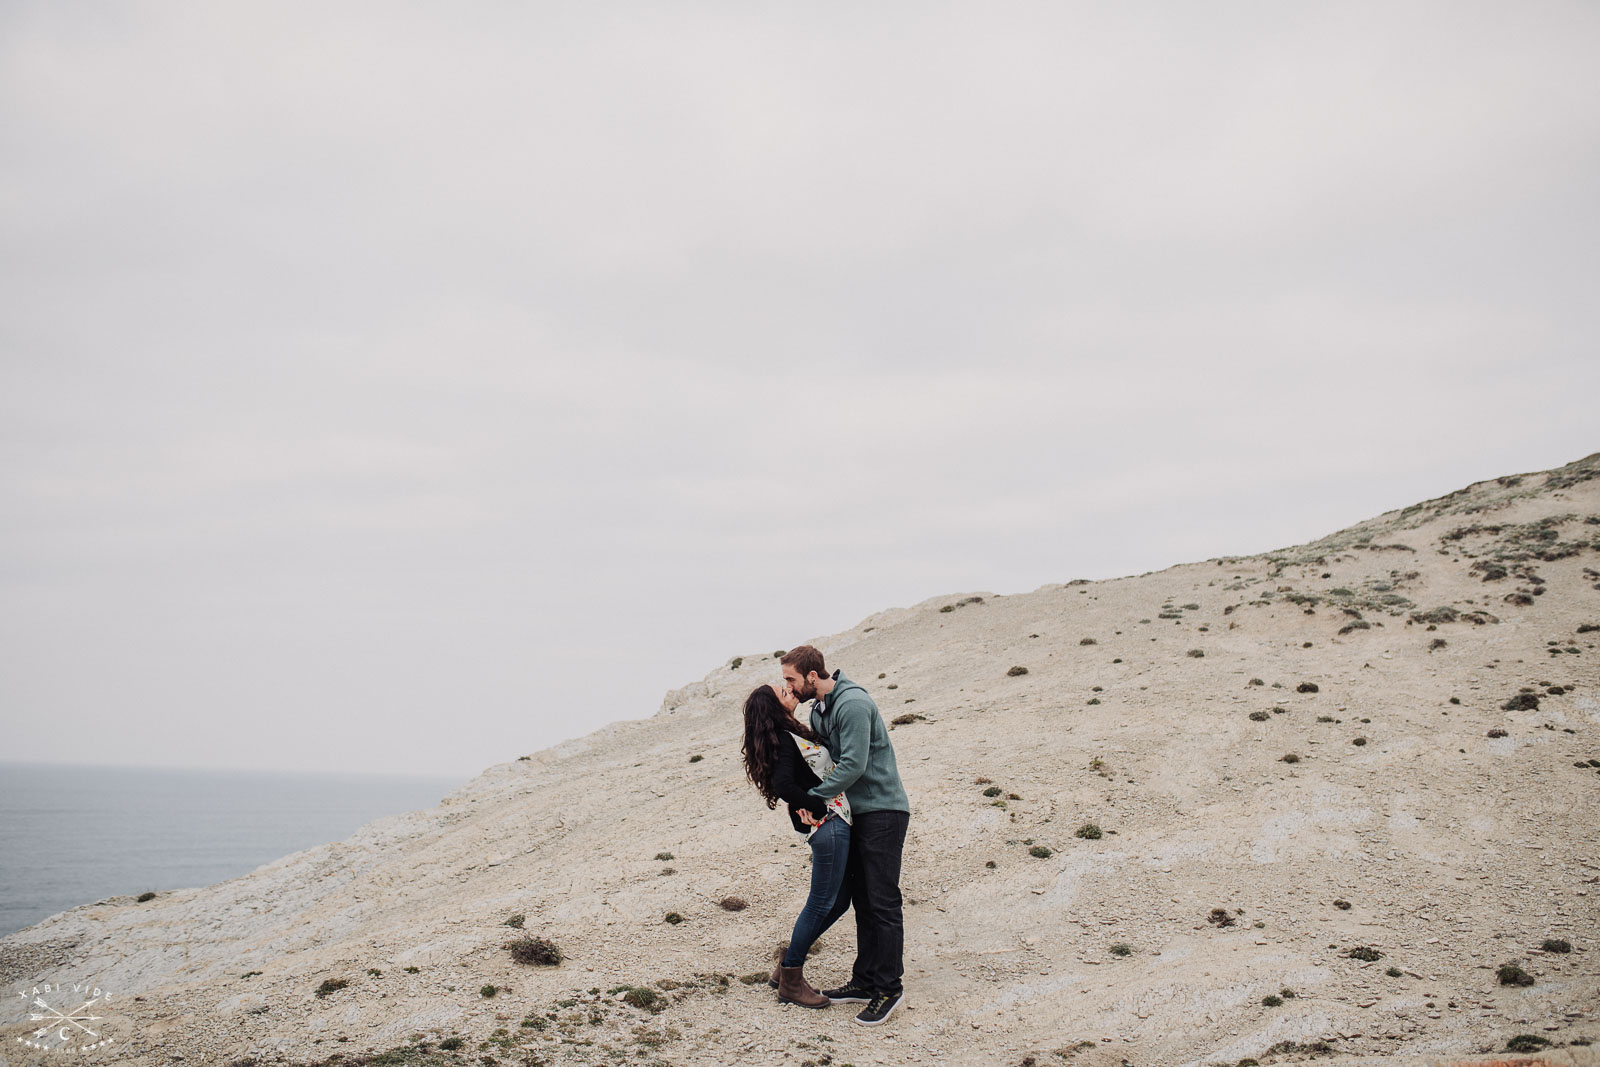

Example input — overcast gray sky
[3,2,1597,781]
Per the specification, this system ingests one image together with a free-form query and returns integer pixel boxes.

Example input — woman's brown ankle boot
[776,964,829,1008]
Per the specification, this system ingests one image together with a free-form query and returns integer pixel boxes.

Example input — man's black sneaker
[854,990,904,1026]
[819,980,871,1003]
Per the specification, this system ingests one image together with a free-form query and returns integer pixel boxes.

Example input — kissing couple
[739,645,911,1026]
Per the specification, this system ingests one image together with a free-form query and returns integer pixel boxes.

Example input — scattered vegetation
[1075,823,1103,840]
[1409,607,1460,625]
[612,985,664,1013]
[1506,1035,1553,1053]
[1497,962,1535,986]
[507,937,563,966]
[1345,946,1383,962]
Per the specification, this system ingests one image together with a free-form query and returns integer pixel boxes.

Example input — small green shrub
[730,657,742,669]
[1385,967,1402,978]
[719,896,747,912]
[1542,938,1572,953]
[504,913,525,928]
[1506,1035,1552,1053]
[481,984,499,997]
[1029,845,1053,858]
[1207,908,1235,928]
[1487,728,1507,738]
[507,937,563,966]
[1351,736,1367,746]
[1249,710,1270,721]
[689,754,703,763]
[315,978,348,998]
[1080,637,1097,645]
[1186,649,1205,658]
[1109,943,1132,957]
[1332,899,1351,910]
[1297,682,1319,693]
[654,852,675,861]
[1007,665,1029,676]
[621,986,662,1012]
[1075,823,1102,840]
[135,891,156,903]
[1279,753,1299,764]
[663,912,683,925]
[983,786,1002,797]
[1345,946,1382,961]
[1497,962,1534,986]
[1262,994,1283,1007]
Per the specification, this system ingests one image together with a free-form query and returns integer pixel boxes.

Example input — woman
[740,681,852,1008]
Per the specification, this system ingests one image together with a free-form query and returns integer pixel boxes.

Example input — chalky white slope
[4,454,1598,1067]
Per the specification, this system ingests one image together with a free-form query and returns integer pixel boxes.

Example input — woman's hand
[770,681,800,713]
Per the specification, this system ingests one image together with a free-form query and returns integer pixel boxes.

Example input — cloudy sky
[3,2,1596,781]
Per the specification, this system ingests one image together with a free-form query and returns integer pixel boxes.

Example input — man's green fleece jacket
[806,670,910,816]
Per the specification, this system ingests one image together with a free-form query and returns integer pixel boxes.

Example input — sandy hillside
[4,454,1599,1067]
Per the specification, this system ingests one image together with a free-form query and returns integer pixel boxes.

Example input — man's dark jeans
[843,809,910,995]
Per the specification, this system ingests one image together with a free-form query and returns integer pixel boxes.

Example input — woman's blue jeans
[782,815,852,968]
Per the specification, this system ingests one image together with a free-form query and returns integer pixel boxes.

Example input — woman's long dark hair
[742,685,825,810]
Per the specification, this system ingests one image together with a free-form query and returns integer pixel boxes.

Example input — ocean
[0,761,468,939]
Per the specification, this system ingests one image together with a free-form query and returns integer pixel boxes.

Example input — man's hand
[797,808,822,827]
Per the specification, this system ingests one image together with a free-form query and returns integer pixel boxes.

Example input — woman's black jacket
[769,733,831,834]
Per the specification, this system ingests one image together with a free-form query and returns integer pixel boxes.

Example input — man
[780,644,910,1026]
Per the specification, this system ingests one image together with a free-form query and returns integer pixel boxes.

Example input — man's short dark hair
[781,645,826,679]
